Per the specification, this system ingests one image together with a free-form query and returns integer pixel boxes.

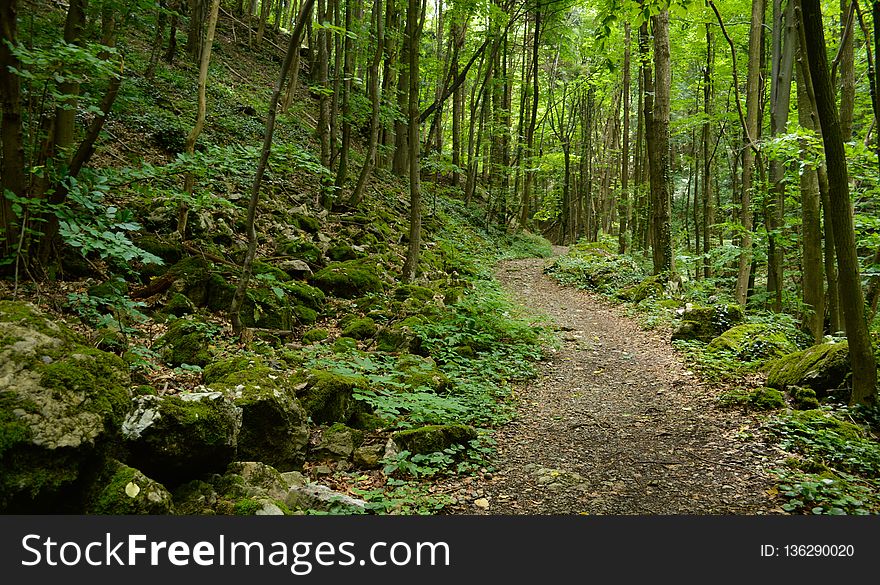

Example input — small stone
[313,465,333,476]
[474,498,489,509]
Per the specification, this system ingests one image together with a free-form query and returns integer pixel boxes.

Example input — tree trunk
[401,0,422,281]
[801,0,877,404]
[348,0,384,206]
[145,1,168,79]
[231,0,315,334]
[735,0,765,306]
[702,22,714,278]
[648,11,672,275]
[0,0,25,257]
[316,0,331,169]
[178,0,221,238]
[618,22,631,254]
[187,0,207,60]
[334,0,357,188]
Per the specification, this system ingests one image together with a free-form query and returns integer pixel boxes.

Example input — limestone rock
[85,459,174,514]
[391,424,477,455]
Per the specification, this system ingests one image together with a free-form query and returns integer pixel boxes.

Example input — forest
[0,0,879,516]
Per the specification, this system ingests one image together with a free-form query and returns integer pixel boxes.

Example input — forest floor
[440,248,784,515]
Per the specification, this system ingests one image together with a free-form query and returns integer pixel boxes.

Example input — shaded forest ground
[440,250,780,514]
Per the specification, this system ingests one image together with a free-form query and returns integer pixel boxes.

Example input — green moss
[328,245,359,261]
[253,260,291,282]
[0,393,33,458]
[348,409,386,431]
[708,323,797,361]
[311,260,384,299]
[39,349,131,426]
[790,386,820,410]
[276,237,322,264]
[616,275,665,303]
[154,319,214,367]
[290,213,321,235]
[787,409,865,441]
[0,300,77,342]
[394,284,435,302]
[203,355,266,385]
[282,282,326,310]
[298,370,369,425]
[392,424,477,455]
[341,317,377,340]
[293,305,318,325]
[766,341,851,395]
[134,234,182,266]
[86,460,174,514]
[748,387,786,410]
[244,287,293,330]
[135,385,157,396]
[303,328,329,344]
[163,293,196,317]
[233,498,264,515]
[671,304,745,343]
[393,354,450,392]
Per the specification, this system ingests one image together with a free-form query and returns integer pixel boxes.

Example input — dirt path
[443,252,781,515]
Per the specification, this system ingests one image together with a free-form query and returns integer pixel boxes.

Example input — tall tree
[231,0,316,335]
[402,0,422,281]
[801,0,877,404]
[648,10,672,275]
[0,0,25,257]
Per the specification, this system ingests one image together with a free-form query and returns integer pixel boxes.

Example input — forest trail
[446,250,781,515]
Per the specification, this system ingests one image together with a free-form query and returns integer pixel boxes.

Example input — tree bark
[0,0,25,257]
[401,0,422,281]
[648,11,672,275]
[801,0,877,404]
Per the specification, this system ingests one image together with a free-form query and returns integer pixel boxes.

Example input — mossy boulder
[341,317,377,340]
[0,301,131,511]
[332,337,358,353]
[392,424,477,455]
[208,366,309,470]
[154,318,214,367]
[708,323,798,361]
[297,370,370,425]
[353,444,385,469]
[394,284,436,302]
[85,459,174,514]
[200,461,292,515]
[376,318,425,354]
[122,392,242,486]
[314,423,364,460]
[162,292,197,317]
[203,355,266,385]
[719,386,785,410]
[282,281,326,310]
[616,274,666,303]
[671,304,745,343]
[327,244,359,261]
[290,212,322,235]
[789,386,820,410]
[302,328,329,344]
[276,237,322,265]
[293,305,318,325]
[311,260,384,299]
[787,409,865,441]
[393,354,450,392]
[765,341,851,397]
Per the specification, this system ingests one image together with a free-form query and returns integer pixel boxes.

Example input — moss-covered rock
[290,212,322,235]
[327,244,359,261]
[283,282,326,310]
[154,318,215,367]
[203,355,266,385]
[765,341,851,397]
[747,387,786,410]
[341,317,377,340]
[276,237,322,265]
[352,444,384,469]
[252,260,291,282]
[671,304,745,343]
[786,409,865,441]
[209,368,309,470]
[311,260,384,299]
[314,423,364,460]
[297,370,369,425]
[172,479,219,515]
[0,301,131,511]
[122,392,242,486]
[393,354,450,392]
[204,461,292,515]
[302,328,329,344]
[391,424,477,455]
[293,305,318,325]
[616,274,666,303]
[163,292,197,317]
[85,459,174,514]
[394,284,436,302]
[376,318,425,354]
[789,386,820,410]
[708,323,798,361]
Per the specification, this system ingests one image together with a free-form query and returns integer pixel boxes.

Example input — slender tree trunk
[702,22,714,279]
[797,60,825,343]
[839,0,855,140]
[735,0,765,305]
[165,1,179,63]
[334,0,357,188]
[187,0,208,60]
[801,0,877,404]
[145,1,169,79]
[316,0,331,169]
[178,0,221,238]
[231,0,315,335]
[256,0,271,47]
[520,9,540,228]
[348,0,384,206]
[402,0,422,281]
[767,0,795,311]
[619,22,631,254]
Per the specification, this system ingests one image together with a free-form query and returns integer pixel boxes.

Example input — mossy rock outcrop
[0,301,131,511]
[616,274,666,303]
[311,260,384,299]
[376,317,425,354]
[394,284,435,302]
[276,237,323,265]
[765,341,854,399]
[341,317,377,340]
[296,370,370,425]
[708,323,798,361]
[282,281,326,310]
[314,423,364,460]
[671,304,745,343]
[154,318,214,367]
[392,424,477,455]
[175,461,292,515]
[84,459,174,514]
[302,328,329,344]
[122,392,242,486]
[393,354,450,392]
[208,361,309,470]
